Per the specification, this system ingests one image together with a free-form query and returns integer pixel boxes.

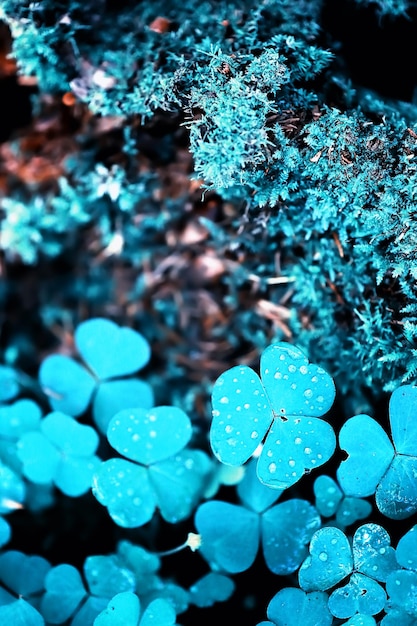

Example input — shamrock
[94,592,177,626]
[383,524,417,623]
[195,458,321,574]
[256,587,333,626]
[299,523,397,619]
[41,555,136,625]
[313,475,372,529]
[0,399,43,472]
[92,406,213,527]
[337,384,417,519]
[17,411,101,497]
[39,318,154,433]
[0,550,51,626]
[210,342,336,488]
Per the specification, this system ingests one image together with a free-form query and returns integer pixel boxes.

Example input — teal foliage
[92,406,213,527]
[337,385,417,519]
[39,318,153,433]
[3,0,417,624]
[210,342,336,488]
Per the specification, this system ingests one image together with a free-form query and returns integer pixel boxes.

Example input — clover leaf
[39,318,154,433]
[195,458,320,574]
[299,523,397,619]
[258,587,333,626]
[17,411,101,497]
[338,385,417,519]
[188,573,235,608]
[0,550,50,625]
[381,525,417,623]
[210,342,336,488]
[0,366,19,403]
[92,407,212,527]
[314,475,372,529]
[41,555,136,625]
[94,592,177,626]
[0,399,42,472]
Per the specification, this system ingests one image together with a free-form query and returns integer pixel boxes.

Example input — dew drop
[288,364,297,373]
[304,447,312,454]
[294,437,302,444]
[250,431,259,439]
[132,434,140,442]
[219,397,229,404]
[331,538,338,545]
[267,450,273,457]
[288,459,296,468]
[150,430,157,438]
[268,463,277,474]
[274,372,282,379]
[291,383,297,390]
[300,365,308,374]
[212,409,220,417]
[244,403,250,409]
[319,552,328,562]
[225,425,233,434]
[303,389,313,399]
[379,547,386,555]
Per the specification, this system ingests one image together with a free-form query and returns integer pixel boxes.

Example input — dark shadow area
[322,0,417,101]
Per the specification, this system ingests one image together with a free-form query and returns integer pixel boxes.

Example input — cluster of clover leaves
[0,319,417,625]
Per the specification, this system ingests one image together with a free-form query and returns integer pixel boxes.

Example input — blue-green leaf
[148,450,212,523]
[337,414,394,497]
[41,563,87,623]
[195,501,259,573]
[210,343,336,489]
[299,527,353,592]
[92,459,157,528]
[75,318,150,380]
[39,355,96,417]
[266,587,333,626]
[189,573,235,608]
[94,592,140,626]
[389,385,417,455]
[93,379,154,435]
[210,364,272,466]
[139,598,176,626]
[262,499,321,575]
[328,573,386,619]
[260,343,335,417]
[107,407,192,466]
[353,524,397,582]
[396,524,417,570]
[375,455,417,519]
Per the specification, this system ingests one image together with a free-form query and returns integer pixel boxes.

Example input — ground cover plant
[1,0,417,624]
